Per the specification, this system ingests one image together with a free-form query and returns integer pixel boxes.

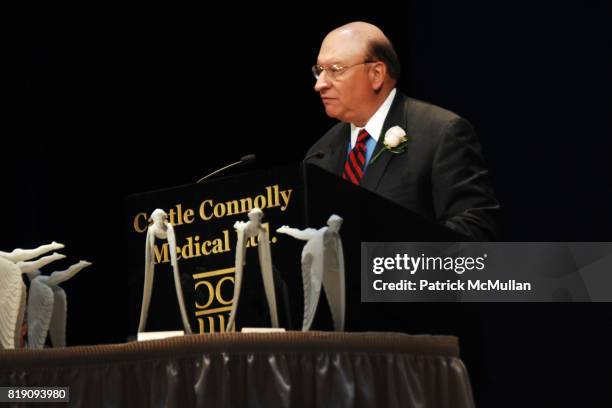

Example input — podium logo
[132,184,293,233]
[199,185,292,221]
[193,267,235,333]
[151,224,275,264]
[152,230,231,264]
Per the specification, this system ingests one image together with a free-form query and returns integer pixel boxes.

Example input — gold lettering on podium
[215,276,234,305]
[194,280,215,310]
[133,212,149,233]
[193,267,235,333]
[153,243,169,264]
[197,314,231,333]
[152,230,231,264]
[132,184,294,234]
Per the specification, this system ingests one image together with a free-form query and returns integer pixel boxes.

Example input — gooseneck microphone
[196,154,256,183]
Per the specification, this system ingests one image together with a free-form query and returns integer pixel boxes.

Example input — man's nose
[314,71,331,92]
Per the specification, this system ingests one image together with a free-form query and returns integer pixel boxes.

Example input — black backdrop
[7,1,612,406]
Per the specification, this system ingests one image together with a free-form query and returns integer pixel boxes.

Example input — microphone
[196,154,256,183]
[303,150,325,163]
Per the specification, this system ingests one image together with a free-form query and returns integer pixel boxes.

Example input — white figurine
[0,250,65,349]
[26,260,91,348]
[18,253,66,274]
[277,215,345,332]
[226,208,278,332]
[139,209,192,334]
[0,242,64,263]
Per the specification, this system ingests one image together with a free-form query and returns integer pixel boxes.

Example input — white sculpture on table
[0,241,64,263]
[26,260,91,349]
[0,243,65,349]
[139,208,192,334]
[277,214,345,331]
[226,208,278,332]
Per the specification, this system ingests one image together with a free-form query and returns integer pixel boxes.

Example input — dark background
[7,1,612,406]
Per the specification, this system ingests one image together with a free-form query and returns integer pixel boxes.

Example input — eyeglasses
[311,60,376,80]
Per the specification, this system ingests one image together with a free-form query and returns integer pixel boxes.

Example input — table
[0,331,474,407]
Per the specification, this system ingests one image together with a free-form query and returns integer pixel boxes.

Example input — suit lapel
[321,122,350,176]
[360,92,407,191]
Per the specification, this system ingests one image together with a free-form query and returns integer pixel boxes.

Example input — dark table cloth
[0,331,474,407]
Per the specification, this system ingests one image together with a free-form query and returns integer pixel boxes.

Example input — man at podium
[306,22,500,241]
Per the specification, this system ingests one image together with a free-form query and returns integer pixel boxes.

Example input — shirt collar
[349,88,397,148]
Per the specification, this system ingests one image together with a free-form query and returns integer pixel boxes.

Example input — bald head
[322,22,400,81]
[325,22,387,51]
[314,22,400,126]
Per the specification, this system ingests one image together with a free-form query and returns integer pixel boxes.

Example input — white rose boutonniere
[370,126,409,163]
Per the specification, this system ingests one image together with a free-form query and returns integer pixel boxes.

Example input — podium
[124,163,463,335]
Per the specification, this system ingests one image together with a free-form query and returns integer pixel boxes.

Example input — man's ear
[369,62,387,91]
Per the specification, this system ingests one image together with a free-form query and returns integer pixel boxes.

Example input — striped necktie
[342,129,370,185]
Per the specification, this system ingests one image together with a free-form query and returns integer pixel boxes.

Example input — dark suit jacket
[305,91,500,241]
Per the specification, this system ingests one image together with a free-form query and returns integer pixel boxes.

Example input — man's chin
[323,106,342,120]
